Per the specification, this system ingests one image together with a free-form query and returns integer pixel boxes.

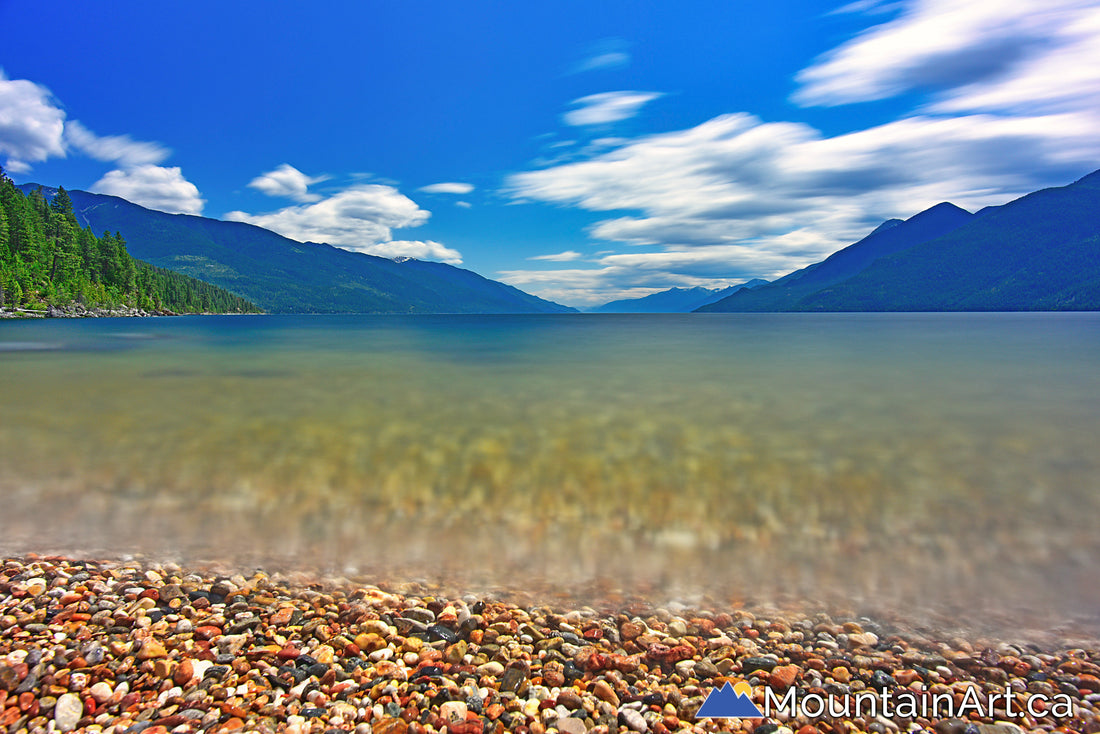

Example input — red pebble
[277,646,301,661]
[769,665,800,689]
[18,691,38,713]
[1078,674,1100,692]
[450,720,485,734]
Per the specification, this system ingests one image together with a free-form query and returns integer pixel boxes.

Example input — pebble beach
[2,554,1098,734]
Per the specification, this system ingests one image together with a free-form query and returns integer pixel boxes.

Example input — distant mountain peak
[38,186,576,314]
[868,218,903,236]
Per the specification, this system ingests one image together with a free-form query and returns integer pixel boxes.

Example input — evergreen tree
[0,174,260,314]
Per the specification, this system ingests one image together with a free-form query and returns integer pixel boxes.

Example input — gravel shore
[1,555,1097,734]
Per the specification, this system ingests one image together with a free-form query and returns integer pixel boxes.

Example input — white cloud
[795,0,1098,108]
[247,164,328,203]
[571,39,632,74]
[576,52,630,72]
[92,165,205,215]
[64,120,169,167]
[455,201,472,209]
[511,110,1099,258]
[0,70,66,171]
[529,250,583,262]
[0,72,204,215]
[500,250,763,307]
[931,5,1100,115]
[563,91,663,126]
[507,2,1100,305]
[368,240,462,265]
[831,0,904,15]
[419,182,475,195]
[226,184,462,264]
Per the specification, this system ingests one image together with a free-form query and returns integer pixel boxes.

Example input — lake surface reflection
[2,313,1098,635]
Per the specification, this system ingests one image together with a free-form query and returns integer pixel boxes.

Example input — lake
[1,313,1098,635]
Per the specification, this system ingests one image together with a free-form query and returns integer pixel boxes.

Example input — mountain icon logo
[696,680,764,718]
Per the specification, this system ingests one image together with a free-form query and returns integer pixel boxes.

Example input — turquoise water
[1,313,1099,631]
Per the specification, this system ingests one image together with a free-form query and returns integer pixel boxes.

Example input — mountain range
[20,168,1100,315]
[19,185,574,315]
[700,169,1100,312]
[590,280,768,313]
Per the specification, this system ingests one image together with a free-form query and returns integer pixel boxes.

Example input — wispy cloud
[368,240,462,265]
[500,249,765,307]
[570,39,632,74]
[507,0,1100,306]
[93,165,205,215]
[528,250,583,262]
[563,91,663,126]
[795,0,1098,108]
[247,164,328,203]
[64,120,169,167]
[226,184,462,264]
[419,182,475,195]
[830,0,904,16]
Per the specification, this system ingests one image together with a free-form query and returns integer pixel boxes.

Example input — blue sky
[2,0,1098,307]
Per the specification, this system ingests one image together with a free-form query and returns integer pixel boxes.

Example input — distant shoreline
[0,305,261,319]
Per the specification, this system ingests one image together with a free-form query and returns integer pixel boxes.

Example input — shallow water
[2,313,1099,633]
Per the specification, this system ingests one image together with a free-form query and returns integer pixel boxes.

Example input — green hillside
[0,170,259,314]
[798,170,1100,311]
[59,188,574,314]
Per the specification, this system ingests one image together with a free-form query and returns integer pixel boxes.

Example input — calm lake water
[2,313,1099,633]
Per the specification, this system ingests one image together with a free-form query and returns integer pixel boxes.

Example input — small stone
[557,690,584,710]
[217,634,248,654]
[450,721,484,734]
[870,670,896,690]
[54,692,83,732]
[89,681,113,704]
[894,669,921,686]
[592,680,619,706]
[444,639,468,664]
[742,657,777,673]
[270,607,295,625]
[770,665,799,689]
[158,583,184,601]
[174,660,195,687]
[374,717,409,734]
[137,640,168,660]
[557,718,588,734]
[619,708,648,733]
[693,659,719,679]
[427,624,458,644]
[440,700,468,724]
[501,666,526,694]
[848,632,879,648]
[477,661,505,677]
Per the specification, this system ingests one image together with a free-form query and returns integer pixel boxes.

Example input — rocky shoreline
[0,305,176,319]
[1,555,1098,734]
